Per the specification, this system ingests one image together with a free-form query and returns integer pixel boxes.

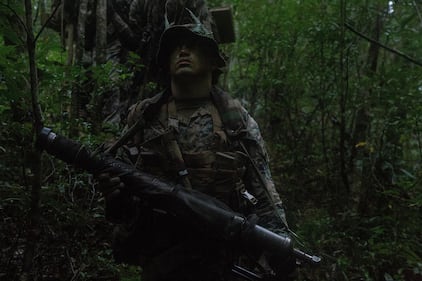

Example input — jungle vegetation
[0,0,421,280]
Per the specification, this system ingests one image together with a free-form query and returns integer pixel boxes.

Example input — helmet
[156,8,226,69]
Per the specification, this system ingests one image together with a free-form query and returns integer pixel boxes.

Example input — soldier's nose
[178,46,190,57]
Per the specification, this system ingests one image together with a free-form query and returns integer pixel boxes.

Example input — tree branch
[34,0,61,42]
[412,1,422,27]
[0,2,29,38]
[345,22,422,68]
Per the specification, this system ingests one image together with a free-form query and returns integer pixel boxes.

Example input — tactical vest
[126,87,251,209]
[111,87,287,267]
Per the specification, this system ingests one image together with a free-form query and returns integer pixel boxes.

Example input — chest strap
[165,98,227,189]
[165,99,191,189]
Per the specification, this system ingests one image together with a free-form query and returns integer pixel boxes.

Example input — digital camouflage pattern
[156,6,226,68]
[105,6,289,278]
[124,87,289,235]
[107,87,291,281]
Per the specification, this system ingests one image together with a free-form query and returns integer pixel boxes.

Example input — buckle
[240,189,258,205]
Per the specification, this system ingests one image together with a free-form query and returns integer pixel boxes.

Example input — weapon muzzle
[36,127,101,173]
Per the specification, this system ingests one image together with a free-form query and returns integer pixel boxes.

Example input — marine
[98,7,295,281]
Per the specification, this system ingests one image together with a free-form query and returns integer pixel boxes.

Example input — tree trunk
[338,0,350,193]
[93,0,107,132]
[349,3,383,214]
[95,0,107,64]
[21,0,44,280]
[66,24,75,65]
[70,0,89,136]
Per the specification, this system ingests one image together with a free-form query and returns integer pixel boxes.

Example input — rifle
[37,127,321,276]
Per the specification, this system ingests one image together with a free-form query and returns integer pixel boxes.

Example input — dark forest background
[0,0,421,280]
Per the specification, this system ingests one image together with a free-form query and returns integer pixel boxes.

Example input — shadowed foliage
[0,0,421,280]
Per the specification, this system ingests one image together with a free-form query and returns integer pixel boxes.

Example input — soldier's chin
[173,68,196,79]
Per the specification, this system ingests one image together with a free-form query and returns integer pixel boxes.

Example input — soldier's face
[168,37,216,79]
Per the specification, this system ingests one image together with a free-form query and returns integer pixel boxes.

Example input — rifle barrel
[37,127,321,266]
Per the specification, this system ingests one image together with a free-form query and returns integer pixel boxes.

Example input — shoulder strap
[210,86,246,139]
[140,89,172,123]
[205,101,223,136]
[211,87,283,209]
[106,89,171,154]
[164,98,192,189]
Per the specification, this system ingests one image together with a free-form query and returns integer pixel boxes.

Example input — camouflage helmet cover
[156,8,226,69]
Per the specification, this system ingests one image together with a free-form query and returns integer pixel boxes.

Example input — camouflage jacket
[119,86,289,235]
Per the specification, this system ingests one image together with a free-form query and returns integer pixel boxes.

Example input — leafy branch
[345,22,422,67]
[0,0,62,45]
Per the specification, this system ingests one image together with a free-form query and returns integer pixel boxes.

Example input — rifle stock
[37,127,321,266]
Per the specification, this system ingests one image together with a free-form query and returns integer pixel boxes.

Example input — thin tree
[0,0,60,279]
[21,0,43,278]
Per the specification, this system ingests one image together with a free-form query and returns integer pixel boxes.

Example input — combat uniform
[107,86,289,281]
[104,6,292,281]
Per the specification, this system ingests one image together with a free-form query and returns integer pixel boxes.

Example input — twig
[42,155,56,184]
[88,176,96,210]
[0,3,28,45]
[345,22,422,68]
[66,249,76,275]
[66,248,87,281]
